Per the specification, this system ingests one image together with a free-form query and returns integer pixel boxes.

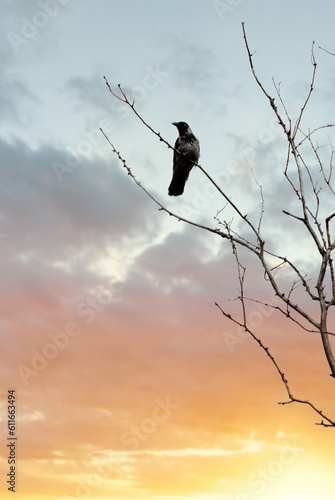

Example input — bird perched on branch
[168,121,200,196]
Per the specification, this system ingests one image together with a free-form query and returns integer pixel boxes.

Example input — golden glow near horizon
[1,425,333,500]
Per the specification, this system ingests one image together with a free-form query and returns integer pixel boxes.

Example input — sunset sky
[1,0,335,499]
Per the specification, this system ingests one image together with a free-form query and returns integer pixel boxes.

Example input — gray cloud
[0,137,159,284]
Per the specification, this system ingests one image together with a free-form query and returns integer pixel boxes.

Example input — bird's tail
[168,169,189,196]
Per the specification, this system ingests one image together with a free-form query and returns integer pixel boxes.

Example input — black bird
[168,121,200,196]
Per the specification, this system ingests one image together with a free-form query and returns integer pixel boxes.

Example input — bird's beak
[172,122,178,127]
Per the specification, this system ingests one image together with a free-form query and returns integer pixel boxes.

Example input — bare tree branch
[242,23,335,377]
[215,302,335,427]
[243,296,320,334]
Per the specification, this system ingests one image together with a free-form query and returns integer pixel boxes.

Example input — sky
[1,0,335,499]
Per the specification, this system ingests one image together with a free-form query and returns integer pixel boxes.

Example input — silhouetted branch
[215,302,335,427]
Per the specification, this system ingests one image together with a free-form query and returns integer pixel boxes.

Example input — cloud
[0,136,157,265]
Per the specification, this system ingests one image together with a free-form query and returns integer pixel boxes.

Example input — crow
[168,121,200,196]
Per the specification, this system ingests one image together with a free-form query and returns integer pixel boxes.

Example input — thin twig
[216,302,335,427]
[319,46,335,57]
[292,41,317,138]
[245,160,265,233]
[243,296,320,334]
